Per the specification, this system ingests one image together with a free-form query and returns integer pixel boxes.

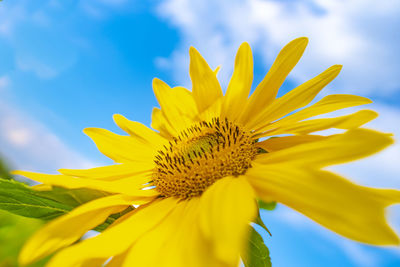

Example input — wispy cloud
[156,0,400,96]
[0,2,94,172]
[95,0,129,6]
[79,0,132,19]
[0,1,26,37]
[0,80,95,173]
[0,103,96,173]
[0,0,78,80]
[15,56,58,79]
[0,75,10,92]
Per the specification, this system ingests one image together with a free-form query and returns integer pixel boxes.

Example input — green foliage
[94,205,135,232]
[0,155,132,265]
[257,199,276,236]
[0,210,47,267]
[255,213,272,237]
[35,186,110,210]
[0,179,73,220]
[243,227,272,267]
[0,178,130,231]
[258,200,277,211]
[257,147,268,154]
[0,157,13,180]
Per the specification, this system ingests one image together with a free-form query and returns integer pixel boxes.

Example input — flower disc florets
[153,117,258,199]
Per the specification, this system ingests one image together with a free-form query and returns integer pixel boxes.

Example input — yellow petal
[239,37,308,125]
[152,79,198,133]
[12,170,158,197]
[257,135,326,152]
[248,65,342,130]
[83,128,156,163]
[19,194,143,265]
[221,42,253,122]
[258,110,377,137]
[157,198,199,267]
[199,176,257,265]
[258,94,372,132]
[58,162,154,181]
[189,46,223,113]
[46,198,179,267]
[113,114,166,149]
[31,184,53,191]
[255,129,393,167]
[106,249,130,267]
[151,107,175,138]
[198,96,223,123]
[159,198,227,267]
[80,258,107,267]
[246,164,400,245]
[123,199,190,266]
[214,65,221,75]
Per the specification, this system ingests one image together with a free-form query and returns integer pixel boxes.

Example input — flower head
[15,38,399,267]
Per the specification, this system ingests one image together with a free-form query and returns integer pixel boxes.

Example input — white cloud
[156,0,400,96]
[0,92,95,174]
[5,128,32,148]
[0,0,97,172]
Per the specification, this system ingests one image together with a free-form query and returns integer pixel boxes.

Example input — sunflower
[15,37,399,267]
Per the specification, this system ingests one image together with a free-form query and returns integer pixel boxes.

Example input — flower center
[153,118,258,199]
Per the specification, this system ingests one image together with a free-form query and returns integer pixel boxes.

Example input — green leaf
[0,179,73,220]
[0,178,134,231]
[243,227,272,267]
[94,205,135,232]
[257,147,268,154]
[0,157,13,180]
[0,210,46,267]
[258,200,277,211]
[255,213,271,236]
[34,187,130,231]
[35,186,110,208]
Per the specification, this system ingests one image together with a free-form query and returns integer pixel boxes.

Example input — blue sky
[1,0,400,266]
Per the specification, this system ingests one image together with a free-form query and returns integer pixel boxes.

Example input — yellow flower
[15,38,399,267]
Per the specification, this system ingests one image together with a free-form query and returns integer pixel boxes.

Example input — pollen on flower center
[153,118,258,199]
